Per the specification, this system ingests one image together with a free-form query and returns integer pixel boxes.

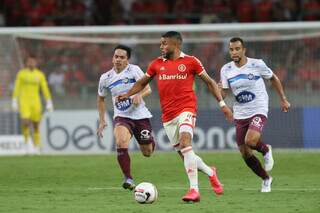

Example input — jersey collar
[162,52,186,61]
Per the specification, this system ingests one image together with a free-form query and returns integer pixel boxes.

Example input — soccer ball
[134,182,158,204]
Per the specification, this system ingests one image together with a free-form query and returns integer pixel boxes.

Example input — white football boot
[264,145,274,171]
[261,176,273,193]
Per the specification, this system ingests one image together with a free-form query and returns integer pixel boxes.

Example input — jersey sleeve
[146,60,157,78]
[192,56,206,75]
[12,71,21,98]
[133,65,145,80]
[40,71,52,100]
[220,66,229,89]
[258,59,273,79]
[98,75,108,97]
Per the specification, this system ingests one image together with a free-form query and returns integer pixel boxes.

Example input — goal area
[0,22,319,149]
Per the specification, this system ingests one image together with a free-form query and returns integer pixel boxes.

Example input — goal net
[1,22,320,148]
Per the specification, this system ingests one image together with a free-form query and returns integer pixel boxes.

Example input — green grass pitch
[0,151,319,213]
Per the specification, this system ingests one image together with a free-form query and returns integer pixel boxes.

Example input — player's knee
[245,137,257,147]
[115,138,129,148]
[142,148,153,157]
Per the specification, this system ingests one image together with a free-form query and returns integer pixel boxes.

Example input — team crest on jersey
[248,73,254,80]
[160,66,165,71]
[122,77,129,83]
[178,64,186,72]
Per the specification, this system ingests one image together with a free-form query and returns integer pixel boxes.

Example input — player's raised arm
[96,95,107,138]
[199,71,233,122]
[269,73,291,112]
[118,74,152,101]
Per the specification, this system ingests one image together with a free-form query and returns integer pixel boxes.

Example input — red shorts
[234,114,267,146]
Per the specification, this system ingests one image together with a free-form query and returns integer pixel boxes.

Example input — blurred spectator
[236,0,254,22]
[49,68,65,97]
[302,0,320,21]
[255,0,273,22]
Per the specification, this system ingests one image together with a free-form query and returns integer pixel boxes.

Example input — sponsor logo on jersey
[178,64,186,72]
[159,73,187,80]
[235,91,256,103]
[115,98,132,111]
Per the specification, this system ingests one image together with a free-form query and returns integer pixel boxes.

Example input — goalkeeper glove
[12,98,18,112]
[46,99,54,112]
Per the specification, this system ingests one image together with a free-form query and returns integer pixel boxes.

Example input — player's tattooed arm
[199,71,233,122]
[118,74,152,101]
[132,84,151,106]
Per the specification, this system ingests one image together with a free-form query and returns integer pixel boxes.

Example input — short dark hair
[161,31,183,43]
[114,44,131,59]
[229,37,245,47]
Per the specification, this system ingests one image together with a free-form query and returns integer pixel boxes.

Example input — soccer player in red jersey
[118,31,233,202]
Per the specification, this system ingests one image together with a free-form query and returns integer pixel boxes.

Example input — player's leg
[21,119,31,143]
[133,118,156,157]
[236,118,270,182]
[113,117,135,190]
[163,114,199,202]
[31,103,42,150]
[246,115,274,171]
[19,104,31,143]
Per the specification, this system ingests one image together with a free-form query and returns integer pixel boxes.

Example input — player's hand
[281,99,290,113]
[12,98,18,112]
[46,99,54,112]
[117,93,129,102]
[97,121,107,138]
[221,105,233,123]
[132,94,142,106]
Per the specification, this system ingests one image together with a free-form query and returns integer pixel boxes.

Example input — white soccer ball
[134,182,158,204]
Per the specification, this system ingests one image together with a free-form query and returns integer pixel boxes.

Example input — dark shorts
[234,114,267,146]
[114,116,155,145]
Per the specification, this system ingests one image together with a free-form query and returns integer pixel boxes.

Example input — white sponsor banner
[40,110,114,154]
[0,135,26,155]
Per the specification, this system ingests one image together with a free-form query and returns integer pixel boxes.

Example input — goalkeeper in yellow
[12,56,53,153]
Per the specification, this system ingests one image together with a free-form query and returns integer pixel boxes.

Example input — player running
[97,45,156,191]
[118,31,233,202]
[12,55,53,154]
[219,37,290,192]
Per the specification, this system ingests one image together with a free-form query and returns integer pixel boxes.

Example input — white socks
[181,146,198,191]
[195,154,214,177]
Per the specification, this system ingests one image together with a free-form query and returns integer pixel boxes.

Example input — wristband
[219,100,226,108]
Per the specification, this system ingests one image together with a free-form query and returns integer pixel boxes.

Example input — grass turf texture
[0,151,319,213]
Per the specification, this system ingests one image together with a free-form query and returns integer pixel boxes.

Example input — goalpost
[0,22,320,149]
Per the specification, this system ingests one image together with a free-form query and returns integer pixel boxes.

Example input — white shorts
[163,111,196,150]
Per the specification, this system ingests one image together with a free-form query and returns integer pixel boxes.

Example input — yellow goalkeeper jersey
[12,68,52,106]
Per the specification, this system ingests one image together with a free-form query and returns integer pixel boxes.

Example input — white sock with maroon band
[195,155,214,177]
[181,146,198,192]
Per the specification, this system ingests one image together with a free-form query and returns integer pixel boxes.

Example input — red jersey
[146,52,205,122]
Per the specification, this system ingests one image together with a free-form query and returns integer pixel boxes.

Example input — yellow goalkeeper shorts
[19,102,42,122]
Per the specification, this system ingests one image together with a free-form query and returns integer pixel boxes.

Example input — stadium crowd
[1,0,320,98]
[1,0,320,27]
